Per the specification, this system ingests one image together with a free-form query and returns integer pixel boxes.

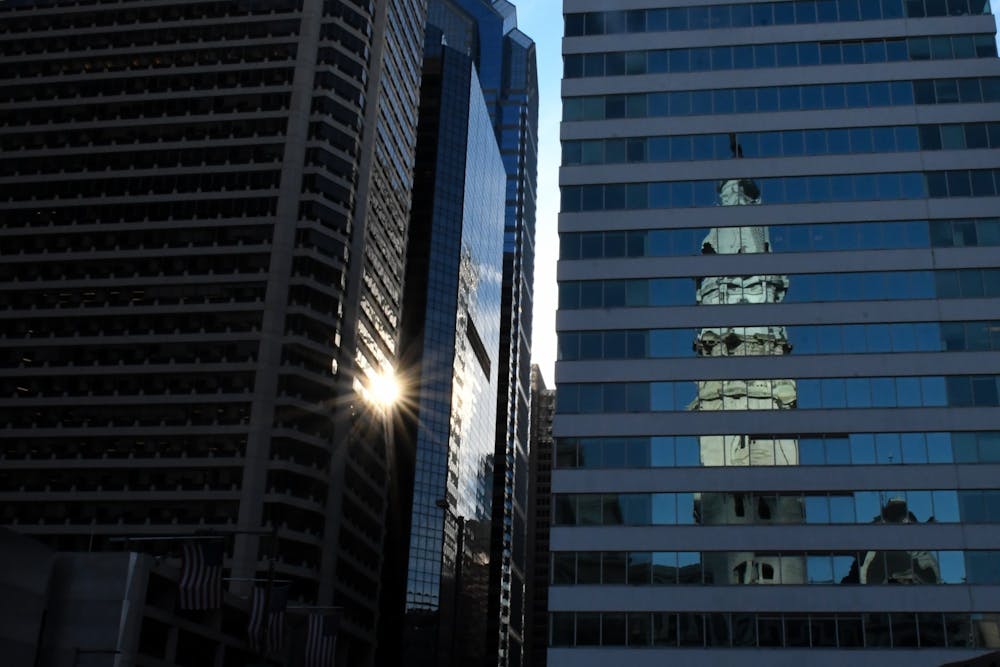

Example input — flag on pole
[305,611,341,667]
[178,540,224,610]
[248,584,290,653]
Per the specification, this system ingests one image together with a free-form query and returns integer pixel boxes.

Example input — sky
[513,0,1000,388]
[514,0,564,388]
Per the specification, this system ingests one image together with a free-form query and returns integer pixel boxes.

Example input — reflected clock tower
[692,166,805,586]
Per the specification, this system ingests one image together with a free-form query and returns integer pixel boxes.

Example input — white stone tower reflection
[691,171,805,586]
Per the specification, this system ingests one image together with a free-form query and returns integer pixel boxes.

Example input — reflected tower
[555,0,1000,659]
[423,3,539,661]
[692,166,804,586]
[379,25,506,667]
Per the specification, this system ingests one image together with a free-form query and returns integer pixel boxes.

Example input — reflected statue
[696,180,789,308]
[860,548,940,584]
[840,497,942,584]
[692,172,805,586]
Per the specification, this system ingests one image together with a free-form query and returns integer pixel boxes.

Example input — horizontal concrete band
[549,524,1000,551]
[547,582,1000,612]
[555,351,1000,382]
[548,647,995,667]
[550,406,1000,437]
[551,463,1000,493]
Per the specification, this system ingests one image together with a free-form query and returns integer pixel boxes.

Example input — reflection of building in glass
[843,496,942,585]
[379,25,506,667]
[693,175,804,586]
[423,3,539,662]
[853,548,940,585]
[555,0,1000,660]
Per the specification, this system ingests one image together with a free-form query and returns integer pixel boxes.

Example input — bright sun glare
[368,368,401,408]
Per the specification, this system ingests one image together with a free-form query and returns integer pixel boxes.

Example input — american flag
[305,611,341,667]
[248,583,290,654]
[178,540,224,610]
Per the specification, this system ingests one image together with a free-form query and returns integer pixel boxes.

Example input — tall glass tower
[425,2,539,664]
[554,0,1000,664]
[378,26,506,667]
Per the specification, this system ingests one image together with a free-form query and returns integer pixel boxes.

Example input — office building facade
[555,0,1000,665]
[379,25,506,667]
[425,2,539,664]
[525,365,556,667]
[0,1,427,664]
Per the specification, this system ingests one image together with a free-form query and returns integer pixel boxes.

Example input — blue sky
[514,0,1000,387]
[516,0,563,386]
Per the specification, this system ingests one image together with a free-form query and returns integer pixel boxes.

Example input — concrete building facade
[554,0,1000,664]
[0,1,428,664]
[525,365,556,667]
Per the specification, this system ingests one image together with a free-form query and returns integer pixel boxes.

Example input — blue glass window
[839,0,861,19]
[756,87,779,111]
[842,41,864,63]
[796,0,819,21]
[779,86,800,109]
[557,376,1000,413]
[567,1,991,37]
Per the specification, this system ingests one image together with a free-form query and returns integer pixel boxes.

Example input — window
[576,553,599,584]
[602,613,627,645]
[553,553,575,584]
[628,552,652,584]
[576,613,600,645]
[568,77,980,120]
[628,613,652,646]
[603,552,627,584]
[556,489,993,526]
[652,613,678,646]
[551,613,574,646]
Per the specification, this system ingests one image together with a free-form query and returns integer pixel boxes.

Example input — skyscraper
[555,0,1000,664]
[424,2,539,664]
[525,364,556,667]
[0,1,427,663]
[378,25,506,667]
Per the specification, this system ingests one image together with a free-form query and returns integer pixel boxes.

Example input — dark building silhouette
[378,24,506,667]
[0,1,428,664]
[1,529,267,667]
[525,365,555,667]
